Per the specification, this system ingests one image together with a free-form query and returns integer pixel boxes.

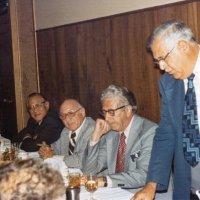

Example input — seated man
[39,99,95,169]
[82,84,157,190]
[0,158,65,200]
[14,92,63,152]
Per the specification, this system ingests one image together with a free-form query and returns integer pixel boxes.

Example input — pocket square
[130,150,141,161]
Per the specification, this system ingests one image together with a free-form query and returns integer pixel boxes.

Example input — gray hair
[101,85,137,111]
[147,19,196,49]
[0,159,65,200]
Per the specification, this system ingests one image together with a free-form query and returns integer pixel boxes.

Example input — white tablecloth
[0,136,40,159]
[1,136,173,200]
[80,187,133,200]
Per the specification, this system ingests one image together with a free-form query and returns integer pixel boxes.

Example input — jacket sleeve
[146,80,175,191]
[63,119,95,169]
[82,135,109,175]
[20,115,63,152]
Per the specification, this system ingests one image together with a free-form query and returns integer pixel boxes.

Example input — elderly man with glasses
[82,84,157,191]
[132,19,200,200]
[14,92,63,152]
[39,99,95,169]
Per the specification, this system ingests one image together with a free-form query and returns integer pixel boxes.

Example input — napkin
[44,157,67,172]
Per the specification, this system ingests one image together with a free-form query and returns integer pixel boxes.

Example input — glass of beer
[85,174,98,200]
[68,172,81,188]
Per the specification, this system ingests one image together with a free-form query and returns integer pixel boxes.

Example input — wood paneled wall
[36,0,200,123]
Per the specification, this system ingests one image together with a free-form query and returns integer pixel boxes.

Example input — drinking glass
[85,174,98,200]
[68,172,81,188]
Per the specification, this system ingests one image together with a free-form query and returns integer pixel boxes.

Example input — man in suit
[14,92,63,152]
[82,84,157,189]
[132,20,200,200]
[39,99,95,169]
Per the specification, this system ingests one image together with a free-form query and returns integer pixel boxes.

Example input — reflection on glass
[85,174,98,200]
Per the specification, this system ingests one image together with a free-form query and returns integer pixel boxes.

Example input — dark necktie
[116,132,126,173]
[182,73,200,167]
[69,132,76,155]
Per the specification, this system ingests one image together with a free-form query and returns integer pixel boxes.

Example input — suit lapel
[124,116,141,169]
[107,132,120,173]
[76,118,88,143]
[163,76,185,126]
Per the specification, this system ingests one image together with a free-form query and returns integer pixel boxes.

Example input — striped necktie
[182,73,200,167]
[69,132,76,155]
[116,132,126,173]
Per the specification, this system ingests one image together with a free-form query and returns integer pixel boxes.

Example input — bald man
[39,99,95,169]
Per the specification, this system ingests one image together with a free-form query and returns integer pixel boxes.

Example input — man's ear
[177,40,189,53]
[81,107,86,117]
[44,101,50,110]
[126,105,133,116]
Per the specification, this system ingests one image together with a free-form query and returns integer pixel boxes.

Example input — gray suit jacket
[83,115,157,188]
[51,117,95,169]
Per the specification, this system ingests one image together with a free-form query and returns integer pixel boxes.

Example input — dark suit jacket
[147,73,191,200]
[14,110,64,152]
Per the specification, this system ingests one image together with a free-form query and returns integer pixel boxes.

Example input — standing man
[14,92,63,152]
[83,85,157,189]
[132,20,200,200]
[39,99,95,169]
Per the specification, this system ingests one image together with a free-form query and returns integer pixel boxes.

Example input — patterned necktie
[69,132,76,155]
[116,132,126,173]
[182,73,200,167]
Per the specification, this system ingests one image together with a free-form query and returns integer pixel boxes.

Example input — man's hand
[131,182,157,200]
[91,119,111,142]
[38,143,54,159]
[97,176,107,187]
[81,175,106,188]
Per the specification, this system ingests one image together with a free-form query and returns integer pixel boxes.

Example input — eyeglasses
[154,46,175,66]
[27,101,46,112]
[100,105,128,117]
[59,107,82,120]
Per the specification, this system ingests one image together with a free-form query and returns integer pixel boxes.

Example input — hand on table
[80,175,105,188]
[131,182,156,200]
[38,142,54,159]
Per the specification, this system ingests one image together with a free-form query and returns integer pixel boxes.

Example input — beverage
[2,147,16,161]
[68,173,80,188]
[85,180,98,193]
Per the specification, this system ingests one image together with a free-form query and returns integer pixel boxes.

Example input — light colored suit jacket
[83,115,157,188]
[51,117,95,169]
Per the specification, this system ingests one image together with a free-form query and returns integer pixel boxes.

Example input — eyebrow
[61,107,81,113]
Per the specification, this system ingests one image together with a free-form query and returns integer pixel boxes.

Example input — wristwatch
[102,176,107,187]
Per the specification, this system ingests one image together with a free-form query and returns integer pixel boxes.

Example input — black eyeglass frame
[99,105,129,117]
[59,107,82,120]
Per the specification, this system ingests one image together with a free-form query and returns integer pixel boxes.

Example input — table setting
[0,135,173,200]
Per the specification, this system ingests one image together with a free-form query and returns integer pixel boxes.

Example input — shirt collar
[193,47,200,76]
[120,116,134,139]
[69,118,86,138]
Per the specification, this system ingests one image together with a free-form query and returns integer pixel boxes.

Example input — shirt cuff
[106,176,113,187]
[89,139,99,146]
[52,155,65,161]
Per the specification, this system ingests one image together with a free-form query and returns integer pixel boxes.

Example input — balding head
[59,99,86,131]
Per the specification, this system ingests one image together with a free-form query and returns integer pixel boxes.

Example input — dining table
[0,136,173,200]
[80,186,133,200]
